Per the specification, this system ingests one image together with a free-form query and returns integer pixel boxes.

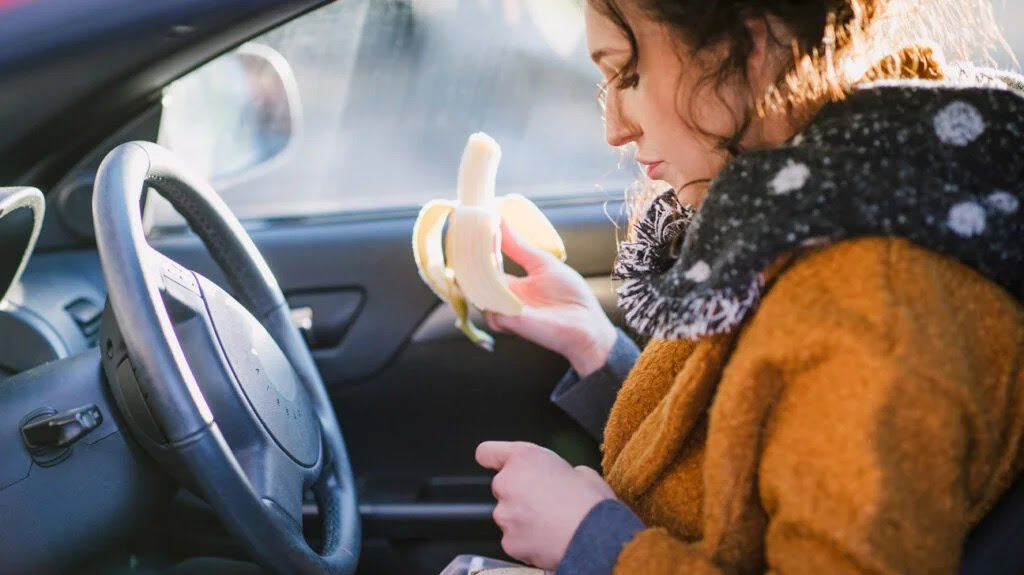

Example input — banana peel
[411,132,566,350]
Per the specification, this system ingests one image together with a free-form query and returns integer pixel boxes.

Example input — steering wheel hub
[203,278,320,467]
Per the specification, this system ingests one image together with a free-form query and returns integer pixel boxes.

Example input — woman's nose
[603,88,639,148]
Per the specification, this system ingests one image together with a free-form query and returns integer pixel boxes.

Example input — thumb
[500,220,552,275]
[476,441,518,471]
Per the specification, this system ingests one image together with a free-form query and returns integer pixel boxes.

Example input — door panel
[154,198,625,384]
[152,195,627,572]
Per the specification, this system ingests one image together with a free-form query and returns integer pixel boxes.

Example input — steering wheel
[92,141,360,574]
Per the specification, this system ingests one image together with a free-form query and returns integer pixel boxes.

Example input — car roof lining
[0,0,331,186]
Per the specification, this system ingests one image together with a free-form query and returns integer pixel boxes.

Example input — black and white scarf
[614,79,1024,341]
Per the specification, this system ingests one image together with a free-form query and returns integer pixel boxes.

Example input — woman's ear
[744,15,795,92]
[744,17,772,90]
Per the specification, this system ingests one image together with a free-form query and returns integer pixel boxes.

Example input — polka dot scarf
[614,81,1024,341]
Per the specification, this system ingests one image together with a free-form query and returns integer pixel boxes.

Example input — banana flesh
[411,132,566,350]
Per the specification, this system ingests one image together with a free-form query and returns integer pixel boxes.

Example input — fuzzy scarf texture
[615,82,1024,340]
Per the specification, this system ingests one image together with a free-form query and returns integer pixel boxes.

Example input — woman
[466,0,1024,573]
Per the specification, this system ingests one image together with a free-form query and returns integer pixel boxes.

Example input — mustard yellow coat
[603,237,1024,574]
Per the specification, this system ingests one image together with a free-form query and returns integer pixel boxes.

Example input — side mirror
[158,42,301,183]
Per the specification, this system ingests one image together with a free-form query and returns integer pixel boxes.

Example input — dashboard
[0,188,105,376]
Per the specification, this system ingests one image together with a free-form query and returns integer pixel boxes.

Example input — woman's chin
[674,183,708,208]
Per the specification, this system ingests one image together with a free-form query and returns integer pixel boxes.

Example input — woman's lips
[644,161,664,180]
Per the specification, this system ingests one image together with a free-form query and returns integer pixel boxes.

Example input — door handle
[289,306,314,345]
[285,290,363,350]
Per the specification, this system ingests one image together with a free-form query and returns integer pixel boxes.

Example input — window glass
[151,0,1023,228]
[997,4,1024,69]
[150,0,629,228]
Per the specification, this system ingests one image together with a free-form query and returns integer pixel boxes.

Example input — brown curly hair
[591,0,1010,154]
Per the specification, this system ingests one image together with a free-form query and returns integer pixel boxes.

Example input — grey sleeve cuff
[550,329,640,441]
[556,499,646,575]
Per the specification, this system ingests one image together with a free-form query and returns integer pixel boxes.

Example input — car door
[144,1,635,573]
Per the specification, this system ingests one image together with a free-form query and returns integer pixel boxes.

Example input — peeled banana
[412,132,566,351]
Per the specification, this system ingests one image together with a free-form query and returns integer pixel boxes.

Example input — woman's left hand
[476,441,617,570]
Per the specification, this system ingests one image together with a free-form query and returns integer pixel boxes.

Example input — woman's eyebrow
[590,47,628,65]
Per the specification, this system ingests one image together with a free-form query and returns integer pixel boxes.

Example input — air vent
[64,297,102,346]
[54,174,96,239]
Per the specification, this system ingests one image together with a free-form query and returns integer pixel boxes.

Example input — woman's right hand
[484,221,617,377]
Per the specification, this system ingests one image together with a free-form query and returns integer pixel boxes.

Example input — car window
[148,0,630,229]
[149,0,1023,230]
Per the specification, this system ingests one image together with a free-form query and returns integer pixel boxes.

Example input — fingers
[476,441,518,470]
[499,220,552,275]
[573,465,602,479]
[484,307,523,336]
[483,306,553,349]
[502,275,529,298]
[573,465,608,487]
[483,311,507,333]
[476,441,553,471]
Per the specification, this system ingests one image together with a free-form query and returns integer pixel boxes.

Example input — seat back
[961,475,1024,574]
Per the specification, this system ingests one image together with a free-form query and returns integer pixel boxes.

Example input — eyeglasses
[596,80,609,113]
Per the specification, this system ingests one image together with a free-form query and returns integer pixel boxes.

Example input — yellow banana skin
[412,199,455,301]
[498,193,566,262]
[411,132,566,350]
[412,200,496,349]
[447,278,496,352]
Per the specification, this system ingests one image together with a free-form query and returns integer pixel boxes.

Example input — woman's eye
[595,69,639,112]
[607,65,639,90]
[617,72,639,90]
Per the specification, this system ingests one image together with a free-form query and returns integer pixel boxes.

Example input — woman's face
[585,3,753,206]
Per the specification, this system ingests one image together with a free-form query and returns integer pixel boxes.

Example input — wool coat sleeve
[551,328,642,441]
[610,239,1010,574]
